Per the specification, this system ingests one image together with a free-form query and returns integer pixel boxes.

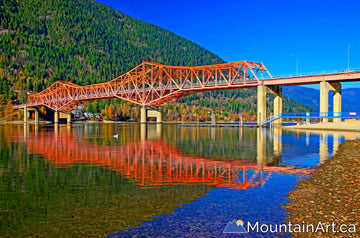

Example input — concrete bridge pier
[320,81,341,123]
[140,108,162,124]
[24,107,28,123]
[17,110,21,121]
[332,84,342,123]
[257,85,266,125]
[148,110,162,123]
[211,112,216,125]
[54,111,59,123]
[141,108,147,124]
[54,111,71,124]
[23,107,39,123]
[60,112,71,124]
[269,86,283,126]
[257,85,283,126]
[34,110,39,123]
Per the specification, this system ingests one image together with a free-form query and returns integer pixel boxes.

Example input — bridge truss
[25,61,271,111]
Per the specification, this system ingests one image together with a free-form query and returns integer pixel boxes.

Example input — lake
[0,123,358,237]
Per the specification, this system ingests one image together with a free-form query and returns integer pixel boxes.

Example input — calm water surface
[1,123,359,237]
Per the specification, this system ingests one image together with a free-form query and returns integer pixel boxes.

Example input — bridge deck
[11,60,360,113]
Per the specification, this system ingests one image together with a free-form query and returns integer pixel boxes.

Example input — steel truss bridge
[24,61,271,111]
[13,60,360,125]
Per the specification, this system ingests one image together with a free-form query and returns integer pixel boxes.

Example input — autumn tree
[39,106,47,118]
[4,101,13,120]
[134,107,139,120]
[108,104,114,120]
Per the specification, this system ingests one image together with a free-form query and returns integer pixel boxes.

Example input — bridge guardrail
[278,112,360,118]
[262,68,360,79]
[261,112,360,125]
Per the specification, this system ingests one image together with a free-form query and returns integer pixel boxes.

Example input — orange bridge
[25,61,270,111]
[17,60,360,125]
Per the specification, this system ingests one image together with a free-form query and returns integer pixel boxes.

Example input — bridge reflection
[18,125,313,190]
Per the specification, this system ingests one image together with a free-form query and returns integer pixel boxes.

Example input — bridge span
[13,60,360,125]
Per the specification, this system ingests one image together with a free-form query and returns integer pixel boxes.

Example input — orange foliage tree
[5,101,13,120]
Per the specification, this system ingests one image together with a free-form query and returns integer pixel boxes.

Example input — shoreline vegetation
[285,139,360,237]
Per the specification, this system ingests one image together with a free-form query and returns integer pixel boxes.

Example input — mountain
[282,86,319,111]
[0,0,314,121]
[0,0,224,93]
[342,88,360,111]
[283,86,360,112]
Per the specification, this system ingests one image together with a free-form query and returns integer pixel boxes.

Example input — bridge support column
[320,82,341,123]
[54,111,59,123]
[147,110,162,124]
[257,85,283,126]
[66,113,71,124]
[59,112,71,124]
[320,81,329,123]
[211,112,216,125]
[156,112,162,123]
[24,107,28,123]
[331,83,342,123]
[141,107,147,124]
[34,109,39,123]
[269,86,283,126]
[257,85,267,125]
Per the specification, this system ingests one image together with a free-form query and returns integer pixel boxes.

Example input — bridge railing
[261,115,280,125]
[278,112,360,118]
[12,104,26,109]
[262,68,360,79]
[261,112,360,125]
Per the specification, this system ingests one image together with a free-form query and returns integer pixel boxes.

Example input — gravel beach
[285,139,360,237]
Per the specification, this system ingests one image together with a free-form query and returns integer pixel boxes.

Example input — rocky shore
[285,140,360,237]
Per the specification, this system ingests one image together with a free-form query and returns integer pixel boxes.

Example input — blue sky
[95,0,360,88]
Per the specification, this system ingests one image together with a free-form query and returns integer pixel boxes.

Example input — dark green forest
[0,0,313,121]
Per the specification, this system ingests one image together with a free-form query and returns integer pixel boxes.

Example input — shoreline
[285,120,360,132]
[285,139,360,237]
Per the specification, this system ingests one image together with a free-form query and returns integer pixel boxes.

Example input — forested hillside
[0,0,313,121]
